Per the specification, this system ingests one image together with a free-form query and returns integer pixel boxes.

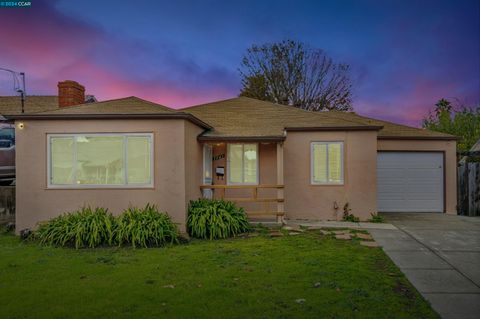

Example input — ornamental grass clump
[36,207,115,249]
[187,199,250,240]
[115,204,179,248]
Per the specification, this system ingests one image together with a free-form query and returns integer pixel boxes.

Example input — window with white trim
[311,142,344,184]
[48,133,153,188]
[227,143,258,184]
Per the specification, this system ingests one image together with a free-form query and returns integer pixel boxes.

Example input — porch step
[247,211,285,216]
[225,198,284,203]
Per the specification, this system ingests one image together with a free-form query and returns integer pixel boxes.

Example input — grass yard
[0,229,438,319]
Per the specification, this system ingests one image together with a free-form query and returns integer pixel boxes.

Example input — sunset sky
[0,0,478,126]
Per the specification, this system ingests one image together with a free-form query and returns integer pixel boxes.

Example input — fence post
[0,186,15,223]
[473,163,480,216]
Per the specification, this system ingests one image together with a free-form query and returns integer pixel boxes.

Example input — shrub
[36,207,115,249]
[187,199,250,240]
[342,203,360,222]
[343,214,360,222]
[115,204,179,248]
[368,212,385,223]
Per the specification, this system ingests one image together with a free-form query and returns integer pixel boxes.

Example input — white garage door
[377,152,444,212]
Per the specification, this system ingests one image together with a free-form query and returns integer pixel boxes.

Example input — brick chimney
[58,80,85,107]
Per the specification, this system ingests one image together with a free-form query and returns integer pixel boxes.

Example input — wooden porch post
[277,142,285,223]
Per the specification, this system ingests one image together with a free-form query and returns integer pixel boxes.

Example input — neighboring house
[6,83,457,232]
[470,139,480,152]
[0,81,96,183]
[459,139,480,163]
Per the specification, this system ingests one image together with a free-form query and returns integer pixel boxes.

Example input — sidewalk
[370,213,480,319]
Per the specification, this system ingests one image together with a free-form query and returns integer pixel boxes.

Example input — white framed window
[47,133,153,188]
[227,143,258,185]
[311,141,344,185]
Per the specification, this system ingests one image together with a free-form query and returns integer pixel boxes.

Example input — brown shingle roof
[0,96,58,115]
[182,97,456,140]
[6,96,212,129]
[4,94,455,140]
[35,96,176,115]
[183,97,379,140]
[323,111,457,140]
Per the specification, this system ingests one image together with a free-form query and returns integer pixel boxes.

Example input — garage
[377,152,444,212]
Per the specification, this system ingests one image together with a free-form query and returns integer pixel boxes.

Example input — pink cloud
[0,0,237,108]
[357,78,460,127]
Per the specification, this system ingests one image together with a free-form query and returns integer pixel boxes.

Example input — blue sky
[0,0,478,125]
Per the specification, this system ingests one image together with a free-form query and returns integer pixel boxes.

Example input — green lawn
[0,229,438,319]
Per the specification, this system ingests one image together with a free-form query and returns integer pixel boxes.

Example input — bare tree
[239,40,352,111]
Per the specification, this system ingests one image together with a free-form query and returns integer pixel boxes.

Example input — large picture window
[227,143,258,184]
[48,133,153,188]
[311,142,344,184]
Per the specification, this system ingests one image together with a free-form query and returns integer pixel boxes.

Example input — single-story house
[6,81,458,232]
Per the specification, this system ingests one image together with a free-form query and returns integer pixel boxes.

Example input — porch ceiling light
[17,122,24,130]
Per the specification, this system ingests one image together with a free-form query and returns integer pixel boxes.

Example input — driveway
[369,213,480,319]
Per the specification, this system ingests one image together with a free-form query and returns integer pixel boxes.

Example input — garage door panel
[378,153,442,166]
[377,152,443,213]
[377,168,405,179]
[404,169,442,179]
[405,200,443,211]
[404,191,442,200]
[378,199,404,207]
[378,184,405,197]
[404,181,442,190]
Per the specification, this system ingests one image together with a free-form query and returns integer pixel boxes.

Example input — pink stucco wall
[283,131,378,221]
[14,119,201,232]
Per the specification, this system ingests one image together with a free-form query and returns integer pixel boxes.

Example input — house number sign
[213,154,225,161]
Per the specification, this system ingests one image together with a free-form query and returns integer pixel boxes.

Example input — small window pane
[328,143,342,182]
[313,144,327,183]
[76,136,125,185]
[244,144,257,183]
[229,144,243,183]
[203,144,213,184]
[0,128,15,147]
[51,137,74,184]
[127,137,151,184]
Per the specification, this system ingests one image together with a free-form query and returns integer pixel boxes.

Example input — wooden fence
[200,184,285,222]
[0,186,15,222]
[458,162,480,216]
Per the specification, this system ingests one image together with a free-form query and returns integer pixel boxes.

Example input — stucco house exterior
[5,81,457,232]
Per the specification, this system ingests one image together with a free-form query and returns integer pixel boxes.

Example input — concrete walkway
[370,213,480,319]
[285,219,398,230]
